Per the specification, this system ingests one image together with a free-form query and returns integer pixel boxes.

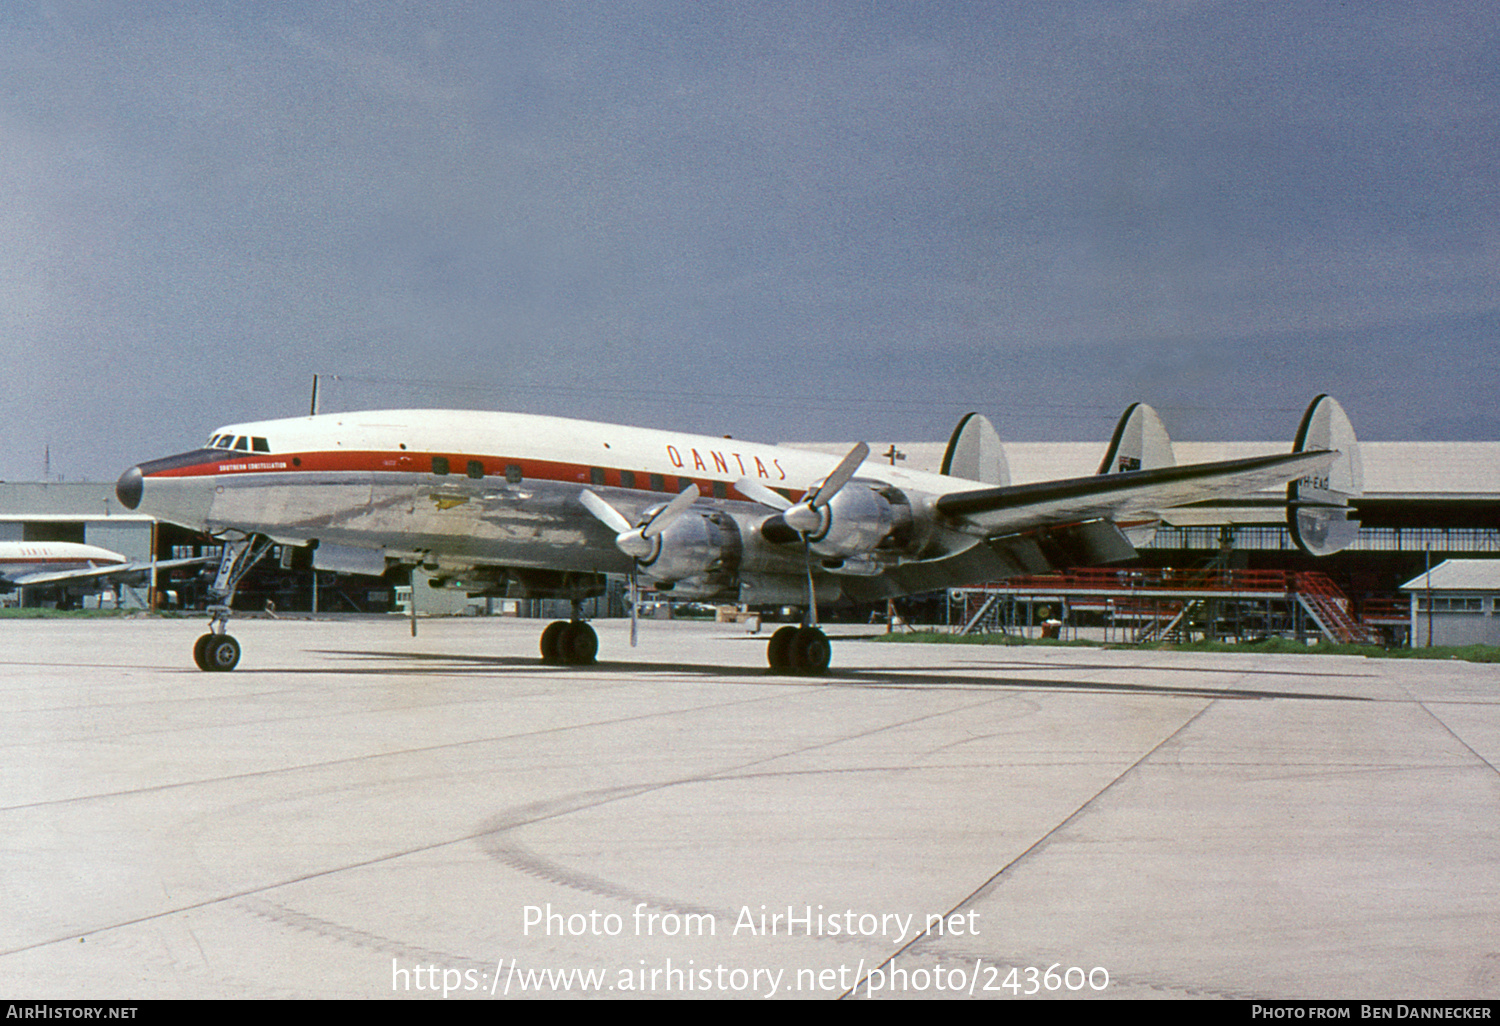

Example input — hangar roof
[1400,559,1500,592]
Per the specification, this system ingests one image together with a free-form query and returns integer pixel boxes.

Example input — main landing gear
[536,616,830,674]
[766,625,831,676]
[539,620,598,666]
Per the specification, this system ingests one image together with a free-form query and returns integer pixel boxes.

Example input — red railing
[967,568,1404,643]
[976,567,1305,595]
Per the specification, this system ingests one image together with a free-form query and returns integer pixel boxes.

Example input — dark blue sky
[3,2,1496,481]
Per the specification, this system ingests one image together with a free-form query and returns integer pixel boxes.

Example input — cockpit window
[233,436,249,451]
[252,437,270,452]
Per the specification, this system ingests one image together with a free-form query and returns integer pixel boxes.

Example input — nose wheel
[767,625,831,676]
[194,632,241,672]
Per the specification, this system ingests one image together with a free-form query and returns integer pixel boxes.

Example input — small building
[1400,560,1500,648]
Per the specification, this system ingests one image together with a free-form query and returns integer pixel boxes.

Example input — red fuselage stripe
[144,451,800,503]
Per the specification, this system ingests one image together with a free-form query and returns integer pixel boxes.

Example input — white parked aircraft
[115,395,1362,674]
[0,541,209,608]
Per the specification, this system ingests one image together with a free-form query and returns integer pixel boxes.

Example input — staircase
[959,593,1006,635]
[1292,572,1381,645]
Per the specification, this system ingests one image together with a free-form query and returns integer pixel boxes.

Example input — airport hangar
[2,440,1497,644]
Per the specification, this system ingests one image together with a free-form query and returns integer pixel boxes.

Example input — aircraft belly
[351,475,629,574]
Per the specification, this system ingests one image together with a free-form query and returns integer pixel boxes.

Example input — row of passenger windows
[589,465,729,499]
[195,440,739,499]
[429,457,731,498]
[207,435,271,452]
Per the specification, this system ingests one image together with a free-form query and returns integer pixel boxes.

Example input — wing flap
[935,450,1336,538]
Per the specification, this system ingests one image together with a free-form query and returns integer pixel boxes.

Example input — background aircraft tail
[1287,394,1363,556]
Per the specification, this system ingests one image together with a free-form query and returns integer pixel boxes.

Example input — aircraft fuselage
[116,409,961,604]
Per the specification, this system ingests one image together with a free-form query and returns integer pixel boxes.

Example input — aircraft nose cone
[116,466,144,510]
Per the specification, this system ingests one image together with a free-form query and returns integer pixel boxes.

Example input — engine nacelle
[637,508,742,589]
[806,482,911,559]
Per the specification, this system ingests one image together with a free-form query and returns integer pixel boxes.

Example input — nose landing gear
[191,535,274,672]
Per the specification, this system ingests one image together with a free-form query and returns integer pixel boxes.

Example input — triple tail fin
[940,413,1009,486]
[1098,403,1175,475]
[1097,403,1175,548]
[1287,395,1363,556]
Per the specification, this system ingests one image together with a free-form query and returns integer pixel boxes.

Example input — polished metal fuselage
[118,409,975,601]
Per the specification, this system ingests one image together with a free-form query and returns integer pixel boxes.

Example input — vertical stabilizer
[1287,395,1363,556]
[1098,403,1175,474]
[940,413,1009,486]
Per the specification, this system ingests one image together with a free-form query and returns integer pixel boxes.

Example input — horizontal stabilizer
[940,413,1009,486]
[1287,394,1363,556]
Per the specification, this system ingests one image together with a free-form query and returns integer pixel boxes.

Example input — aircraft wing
[11,556,215,589]
[934,450,1335,538]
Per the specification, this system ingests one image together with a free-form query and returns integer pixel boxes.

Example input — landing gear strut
[192,535,274,672]
[766,625,831,676]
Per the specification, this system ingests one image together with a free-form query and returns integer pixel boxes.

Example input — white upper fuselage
[193,409,967,501]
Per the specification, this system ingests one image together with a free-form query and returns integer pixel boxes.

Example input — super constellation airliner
[115,395,1362,674]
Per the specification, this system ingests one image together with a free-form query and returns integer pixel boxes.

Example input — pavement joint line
[841,699,1218,999]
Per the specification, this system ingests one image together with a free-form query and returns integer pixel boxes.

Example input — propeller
[782,442,868,537]
[734,442,869,628]
[579,484,700,646]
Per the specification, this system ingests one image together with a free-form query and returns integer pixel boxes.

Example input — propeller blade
[642,484,700,538]
[809,442,870,507]
[579,488,633,535]
[802,538,819,629]
[629,572,639,648]
[733,478,792,510]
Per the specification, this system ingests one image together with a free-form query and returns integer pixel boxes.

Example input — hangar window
[1418,596,1484,613]
[432,456,450,476]
[466,460,484,479]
